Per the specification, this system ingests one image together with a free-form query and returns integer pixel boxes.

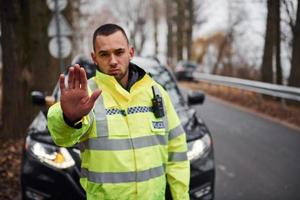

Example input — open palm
[60,64,101,122]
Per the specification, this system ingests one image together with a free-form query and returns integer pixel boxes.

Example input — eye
[115,49,125,56]
[99,52,109,57]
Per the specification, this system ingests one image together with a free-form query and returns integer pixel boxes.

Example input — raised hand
[59,64,101,122]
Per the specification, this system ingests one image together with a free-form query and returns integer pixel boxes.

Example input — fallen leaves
[0,138,23,200]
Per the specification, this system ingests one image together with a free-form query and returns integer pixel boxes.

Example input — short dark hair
[92,24,129,51]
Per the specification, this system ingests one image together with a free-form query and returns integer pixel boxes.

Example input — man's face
[91,31,134,83]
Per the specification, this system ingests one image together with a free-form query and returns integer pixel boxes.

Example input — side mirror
[31,91,55,107]
[31,91,46,105]
[188,91,205,105]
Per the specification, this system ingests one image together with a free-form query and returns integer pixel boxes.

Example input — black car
[174,60,197,81]
[21,56,215,200]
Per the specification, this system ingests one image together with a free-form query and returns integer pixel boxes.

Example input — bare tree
[0,1,61,138]
[151,0,163,56]
[288,0,300,87]
[175,0,185,61]
[186,0,194,60]
[212,1,247,75]
[261,0,277,83]
[281,0,296,63]
[110,0,151,56]
[166,0,176,65]
[70,0,88,56]
[275,0,283,85]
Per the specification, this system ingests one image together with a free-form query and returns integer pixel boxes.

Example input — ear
[129,47,134,60]
[91,52,97,65]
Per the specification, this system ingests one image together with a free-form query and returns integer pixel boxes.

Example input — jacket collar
[94,63,154,103]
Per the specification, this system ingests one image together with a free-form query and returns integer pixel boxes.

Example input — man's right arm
[47,64,100,147]
[47,102,94,147]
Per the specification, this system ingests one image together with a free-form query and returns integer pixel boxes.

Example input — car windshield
[146,66,185,108]
[185,63,196,68]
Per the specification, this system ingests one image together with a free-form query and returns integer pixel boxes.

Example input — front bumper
[189,150,215,200]
[21,150,85,200]
[21,146,214,200]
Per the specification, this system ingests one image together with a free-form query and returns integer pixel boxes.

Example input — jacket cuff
[62,113,82,129]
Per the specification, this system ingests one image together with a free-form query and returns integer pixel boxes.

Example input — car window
[146,66,185,107]
[185,63,196,69]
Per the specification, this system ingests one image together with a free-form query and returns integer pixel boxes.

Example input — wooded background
[0,0,299,138]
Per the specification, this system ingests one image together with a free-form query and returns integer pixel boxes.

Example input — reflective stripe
[88,78,98,91]
[106,108,126,116]
[128,106,152,114]
[152,85,168,131]
[94,95,108,137]
[88,78,108,137]
[87,111,94,125]
[105,106,153,116]
[83,134,167,151]
[81,165,165,183]
[80,111,94,140]
[168,152,188,162]
[169,125,184,140]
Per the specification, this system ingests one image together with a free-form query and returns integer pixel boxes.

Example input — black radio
[152,86,165,118]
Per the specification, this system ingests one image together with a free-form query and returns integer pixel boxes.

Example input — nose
[109,54,117,66]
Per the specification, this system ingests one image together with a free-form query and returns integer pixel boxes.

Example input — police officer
[48,23,190,200]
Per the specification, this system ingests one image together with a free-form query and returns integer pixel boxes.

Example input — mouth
[108,69,120,75]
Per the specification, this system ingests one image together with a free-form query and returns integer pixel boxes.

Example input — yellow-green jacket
[48,68,190,200]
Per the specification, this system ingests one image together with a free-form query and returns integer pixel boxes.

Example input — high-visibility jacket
[48,68,190,200]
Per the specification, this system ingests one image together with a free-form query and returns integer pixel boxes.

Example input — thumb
[87,89,102,107]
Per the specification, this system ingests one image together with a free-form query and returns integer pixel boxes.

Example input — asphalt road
[195,96,300,200]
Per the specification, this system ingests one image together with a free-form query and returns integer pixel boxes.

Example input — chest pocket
[150,119,167,135]
[105,107,129,137]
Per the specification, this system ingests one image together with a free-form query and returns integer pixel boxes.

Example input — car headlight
[187,134,211,161]
[25,136,75,169]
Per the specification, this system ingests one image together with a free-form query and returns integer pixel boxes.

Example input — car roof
[70,55,163,78]
[131,57,161,69]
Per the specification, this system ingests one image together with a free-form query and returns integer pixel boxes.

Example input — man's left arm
[163,90,190,200]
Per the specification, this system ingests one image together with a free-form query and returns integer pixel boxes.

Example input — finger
[68,67,74,89]
[74,64,81,89]
[59,74,65,94]
[80,67,88,90]
[87,89,102,108]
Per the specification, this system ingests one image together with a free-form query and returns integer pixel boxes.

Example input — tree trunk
[166,0,174,65]
[275,0,282,85]
[186,0,193,60]
[29,2,62,92]
[261,0,275,83]
[152,0,159,55]
[176,0,185,61]
[0,1,60,138]
[0,0,32,138]
[288,0,300,87]
[212,37,227,74]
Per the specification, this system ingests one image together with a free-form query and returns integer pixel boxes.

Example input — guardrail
[194,72,300,102]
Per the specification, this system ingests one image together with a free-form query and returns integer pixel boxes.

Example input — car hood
[28,111,53,144]
[176,107,209,141]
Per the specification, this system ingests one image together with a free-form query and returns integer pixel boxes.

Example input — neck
[118,71,129,89]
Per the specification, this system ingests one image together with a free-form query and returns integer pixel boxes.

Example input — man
[48,23,190,200]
